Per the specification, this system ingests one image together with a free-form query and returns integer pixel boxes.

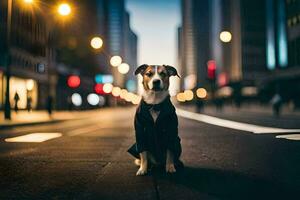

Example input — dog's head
[134,64,179,92]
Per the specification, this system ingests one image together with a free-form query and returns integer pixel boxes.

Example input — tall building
[0,0,55,110]
[96,0,138,88]
[180,0,197,90]
[287,0,300,68]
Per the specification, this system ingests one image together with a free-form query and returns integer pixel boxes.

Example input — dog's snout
[153,79,160,86]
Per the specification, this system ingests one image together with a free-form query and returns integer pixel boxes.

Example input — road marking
[5,133,62,143]
[176,108,300,134]
[275,134,300,140]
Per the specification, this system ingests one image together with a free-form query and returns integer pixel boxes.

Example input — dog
[127,64,183,176]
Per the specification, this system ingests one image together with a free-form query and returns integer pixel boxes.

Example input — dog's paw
[166,163,176,173]
[136,167,147,176]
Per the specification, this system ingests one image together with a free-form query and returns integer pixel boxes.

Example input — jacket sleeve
[134,113,147,153]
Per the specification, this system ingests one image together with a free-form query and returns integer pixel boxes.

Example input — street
[0,107,299,200]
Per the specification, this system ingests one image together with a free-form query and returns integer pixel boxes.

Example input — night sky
[126,0,180,67]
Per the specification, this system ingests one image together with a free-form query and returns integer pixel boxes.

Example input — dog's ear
[134,64,148,76]
[164,65,180,78]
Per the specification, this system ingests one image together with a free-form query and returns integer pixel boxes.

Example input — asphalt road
[0,107,299,200]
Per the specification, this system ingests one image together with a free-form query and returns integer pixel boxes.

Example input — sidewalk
[0,109,103,128]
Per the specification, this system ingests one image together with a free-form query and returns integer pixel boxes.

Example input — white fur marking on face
[148,65,163,90]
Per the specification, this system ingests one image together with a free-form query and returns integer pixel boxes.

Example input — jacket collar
[139,96,174,123]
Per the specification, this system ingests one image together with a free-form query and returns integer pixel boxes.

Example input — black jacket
[127,97,182,164]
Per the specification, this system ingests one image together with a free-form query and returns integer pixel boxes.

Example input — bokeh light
[220,31,232,43]
[87,93,100,106]
[67,75,81,88]
[118,63,130,74]
[71,93,82,106]
[110,56,122,67]
[184,90,194,101]
[103,83,113,93]
[98,95,105,106]
[112,87,121,97]
[196,88,207,99]
[120,89,128,99]
[176,93,186,102]
[90,37,103,49]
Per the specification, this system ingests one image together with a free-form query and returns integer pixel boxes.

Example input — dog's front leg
[166,150,176,173]
[136,151,148,176]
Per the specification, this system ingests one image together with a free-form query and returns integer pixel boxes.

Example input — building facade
[0,0,54,110]
[96,0,138,89]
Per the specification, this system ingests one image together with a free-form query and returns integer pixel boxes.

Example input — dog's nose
[153,79,161,88]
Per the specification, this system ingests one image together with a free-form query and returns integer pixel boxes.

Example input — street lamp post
[4,0,13,119]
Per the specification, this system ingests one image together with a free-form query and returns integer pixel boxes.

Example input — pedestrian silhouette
[14,92,20,113]
[46,95,53,116]
[271,93,282,117]
[27,96,32,112]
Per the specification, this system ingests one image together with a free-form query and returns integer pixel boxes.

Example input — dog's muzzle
[152,79,162,91]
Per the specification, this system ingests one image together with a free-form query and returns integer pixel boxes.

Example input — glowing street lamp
[90,36,103,50]
[220,31,232,43]
[110,56,122,67]
[23,0,34,4]
[58,3,71,16]
[118,63,130,74]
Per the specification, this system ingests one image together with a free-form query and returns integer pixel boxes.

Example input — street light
[23,0,34,4]
[58,3,71,16]
[118,63,130,74]
[110,56,122,67]
[90,37,103,50]
[220,31,232,43]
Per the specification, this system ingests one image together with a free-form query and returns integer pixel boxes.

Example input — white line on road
[5,133,62,143]
[275,134,300,140]
[176,108,300,134]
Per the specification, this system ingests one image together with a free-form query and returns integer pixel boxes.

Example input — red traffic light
[207,60,216,79]
[67,75,81,88]
[94,83,105,94]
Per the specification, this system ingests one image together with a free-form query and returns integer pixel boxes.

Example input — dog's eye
[160,72,166,77]
[145,72,152,77]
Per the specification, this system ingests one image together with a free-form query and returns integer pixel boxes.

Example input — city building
[96,0,138,89]
[0,0,55,111]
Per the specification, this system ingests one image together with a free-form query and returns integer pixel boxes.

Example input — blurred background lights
[220,31,232,43]
[112,87,121,97]
[98,96,105,106]
[118,63,130,74]
[176,93,186,102]
[26,79,35,91]
[87,93,100,106]
[196,88,207,99]
[67,75,81,88]
[71,93,82,106]
[125,92,135,102]
[110,56,122,67]
[184,90,194,101]
[58,3,71,16]
[24,0,34,4]
[120,89,128,99]
[132,95,141,105]
[90,37,103,49]
[94,83,104,94]
[103,83,113,93]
